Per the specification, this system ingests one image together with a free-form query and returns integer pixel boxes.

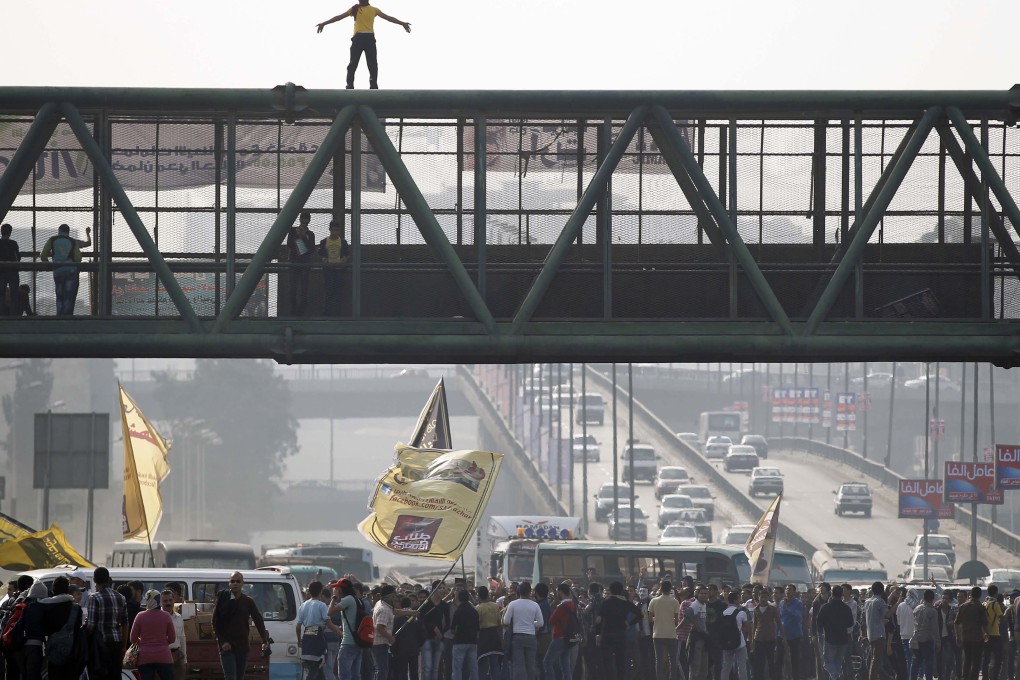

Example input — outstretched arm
[317,9,354,33]
[377,11,411,32]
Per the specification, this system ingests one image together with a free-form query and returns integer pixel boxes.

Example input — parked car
[657,494,695,529]
[748,467,784,497]
[834,482,873,517]
[608,506,649,541]
[655,466,693,499]
[724,445,760,472]
[621,441,660,483]
[658,523,701,545]
[666,508,712,542]
[908,534,956,567]
[720,524,756,545]
[572,434,601,463]
[740,434,768,459]
[704,436,732,459]
[594,482,632,522]
[674,485,715,520]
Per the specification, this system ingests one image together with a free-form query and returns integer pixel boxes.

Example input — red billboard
[898,480,954,519]
[995,444,1020,490]
[944,462,1003,504]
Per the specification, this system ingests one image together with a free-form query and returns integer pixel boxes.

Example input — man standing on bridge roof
[316,0,411,90]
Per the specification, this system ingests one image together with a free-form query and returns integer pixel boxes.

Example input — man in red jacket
[544,582,578,680]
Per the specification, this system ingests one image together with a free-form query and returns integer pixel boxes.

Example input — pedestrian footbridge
[2,86,1020,364]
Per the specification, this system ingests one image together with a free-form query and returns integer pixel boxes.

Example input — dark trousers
[4,649,20,680]
[961,641,983,680]
[867,639,886,680]
[601,634,628,680]
[392,654,418,680]
[347,34,378,88]
[17,647,41,680]
[582,641,602,680]
[219,650,249,680]
[322,267,343,316]
[140,663,175,680]
[0,271,19,315]
[787,638,804,680]
[92,640,125,680]
[753,641,778,680]
[53,271,79,316]
[289,266,310,316]
[983,637,1004,680]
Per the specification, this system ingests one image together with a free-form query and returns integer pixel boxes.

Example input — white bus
[810,542,888,583]
[698,411,743,449]
[110,540,257,569]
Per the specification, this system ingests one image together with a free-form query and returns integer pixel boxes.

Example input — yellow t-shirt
[985,600,1003,637]
[353,5,380,34]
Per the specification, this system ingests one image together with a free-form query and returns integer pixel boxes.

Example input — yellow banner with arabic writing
[0,523,94,571]
[359,445,503,561]
[119,385,171,542]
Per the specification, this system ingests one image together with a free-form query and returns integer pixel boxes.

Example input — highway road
[531,372,1017,585]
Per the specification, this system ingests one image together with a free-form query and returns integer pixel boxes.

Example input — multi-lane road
[538,378,1017,581]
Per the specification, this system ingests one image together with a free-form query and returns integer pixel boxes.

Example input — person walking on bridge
[316,0,411,90]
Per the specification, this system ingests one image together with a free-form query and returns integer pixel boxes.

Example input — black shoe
[345,84,354,90]
[370,83,378,89]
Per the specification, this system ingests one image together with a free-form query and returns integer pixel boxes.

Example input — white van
[14,566,303,680]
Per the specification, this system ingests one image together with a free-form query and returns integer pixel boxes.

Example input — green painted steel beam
[511,108,647,332]
[0,321,1018,363]
[61,103,204,333]
[212,105,357,332]
[357,106,496,333]
[0,102,59,224]
[803,107,942,335]
[1,88,1018,120]
[946,107,1020,245]
[935,121,1020,280]
[650,106,794,336]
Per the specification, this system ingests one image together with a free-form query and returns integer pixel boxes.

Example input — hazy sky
[6,0,1019,91]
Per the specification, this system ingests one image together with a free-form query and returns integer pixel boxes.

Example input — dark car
[654,466,693,500]
[740,434,768,459]
[607,506,649,541]
[748,467,784,497]
[667,508,712,542]
[834,482,873,517]
[594,483,633,522]
[723,445,760,472]
[657,494,695,529]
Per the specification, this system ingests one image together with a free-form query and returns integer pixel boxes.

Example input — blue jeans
[822,642,847,680]
[453,643,479,680]
[338,645,362,680]
[53,271,79,316]
[422,639,444,680]
[542,638,572,680]
[324,641,339,680]
[902,640,915,680]
[219,650,249,680]
[510,634,537,680]
[370,645,389,680]
[913,639,935,680]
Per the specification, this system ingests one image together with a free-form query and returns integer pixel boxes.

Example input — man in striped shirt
[85,567,128,680]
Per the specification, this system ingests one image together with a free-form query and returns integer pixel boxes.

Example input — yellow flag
[359,444,503,561]
[0,523,94,571]
[119,384,171,542]
[745,495,782,585]
[0,511,34,542]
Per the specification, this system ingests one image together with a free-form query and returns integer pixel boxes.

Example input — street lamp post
[41,399,66,528]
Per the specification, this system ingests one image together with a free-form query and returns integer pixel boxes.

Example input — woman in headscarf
[129,589,177,680]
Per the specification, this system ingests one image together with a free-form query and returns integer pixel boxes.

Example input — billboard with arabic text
[898,479,953,519]
[944,462,1003,504]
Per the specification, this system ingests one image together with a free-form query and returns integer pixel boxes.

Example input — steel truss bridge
[1,87,1020,363]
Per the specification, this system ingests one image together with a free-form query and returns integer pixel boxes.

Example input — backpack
[719,606,748,652]
[45,605,83,667]
[349,599,374,648]
[562,600,582,645]
[1,602,27,650]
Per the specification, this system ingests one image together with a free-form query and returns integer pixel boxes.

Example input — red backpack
[1,602,28,650]
[353,600,375,648]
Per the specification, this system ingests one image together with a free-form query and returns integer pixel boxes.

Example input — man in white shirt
[161,589,186,680]
[719,592,751,680]
[648,580,681,680]
[683,587,709,680]
[371,585,398,680]
[503,582,544,680]
[896,589,917,680]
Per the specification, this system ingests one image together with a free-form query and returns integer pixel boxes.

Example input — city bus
[698,412,743,450]
[110,540,257,569]
[810,542,888,583]
[532,541,813,590]
[258,543,379,583]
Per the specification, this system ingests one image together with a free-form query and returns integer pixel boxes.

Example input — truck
[697,411,743,451]
[487,515,581,584]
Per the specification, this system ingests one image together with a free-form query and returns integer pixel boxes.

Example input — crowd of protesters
[3,567,1018,680]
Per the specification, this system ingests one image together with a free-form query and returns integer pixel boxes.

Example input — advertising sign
[836,392,857,432]
[944,462,1003,504]
[822,391,832,428]
[898,480,954,519]
[994,444,1020,490]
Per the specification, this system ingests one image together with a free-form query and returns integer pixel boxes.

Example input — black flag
[409,378,452,449]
